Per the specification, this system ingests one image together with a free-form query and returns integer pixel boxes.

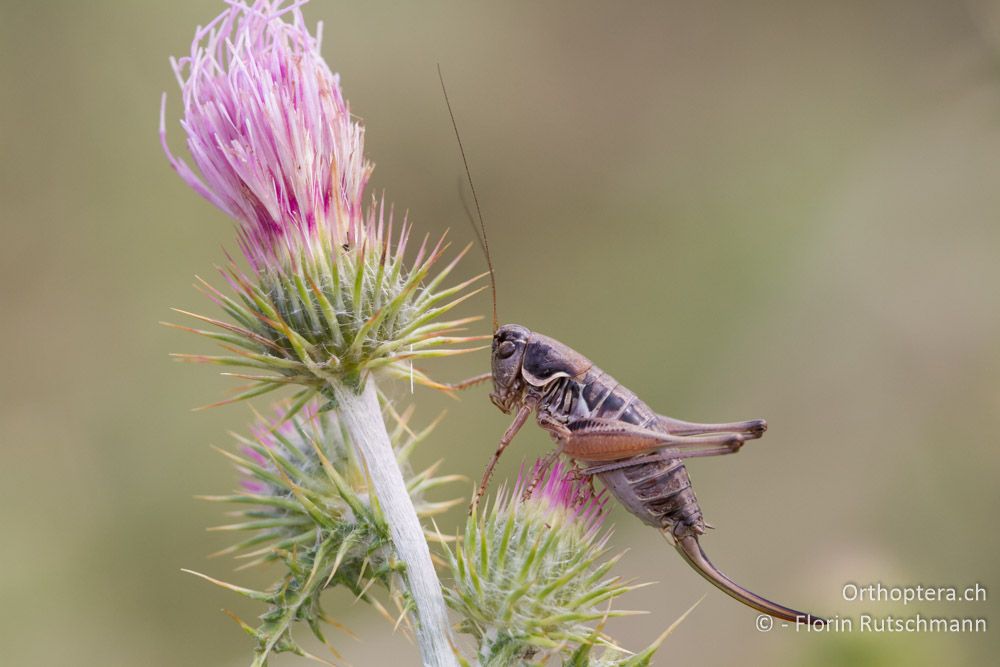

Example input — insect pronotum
[437,66,825,626]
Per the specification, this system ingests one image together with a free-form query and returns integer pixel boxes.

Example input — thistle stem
[331,377,458,667]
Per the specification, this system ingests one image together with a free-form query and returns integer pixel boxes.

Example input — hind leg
[559,417,745,463]
[658,414,767,440]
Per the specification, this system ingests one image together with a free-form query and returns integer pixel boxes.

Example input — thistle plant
[445,462,682,666]
[160,2,689,665]
[160,1,482,664]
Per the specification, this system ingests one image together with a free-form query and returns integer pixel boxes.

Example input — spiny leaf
[182,569,271,601]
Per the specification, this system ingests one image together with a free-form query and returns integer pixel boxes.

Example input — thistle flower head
[160,0,367,271]
[197,397,460,665]
[162,0,485,398]
[444,460,653,665]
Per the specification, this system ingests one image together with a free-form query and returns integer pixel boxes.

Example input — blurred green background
[2,1,999,665]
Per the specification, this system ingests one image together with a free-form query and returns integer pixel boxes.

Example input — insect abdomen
[597,455,705,537]
[577,366,706,537]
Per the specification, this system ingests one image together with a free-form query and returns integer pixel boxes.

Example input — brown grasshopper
[439,68,825,626]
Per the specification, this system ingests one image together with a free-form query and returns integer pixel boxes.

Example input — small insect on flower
[160,0,487,404]
[192,398,462,665]
[445,459,670,666]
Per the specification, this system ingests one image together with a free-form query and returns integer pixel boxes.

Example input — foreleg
[470,402,533,512]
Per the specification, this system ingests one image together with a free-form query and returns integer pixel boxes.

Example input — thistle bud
[444,461,666,665]
[193,398,460,665]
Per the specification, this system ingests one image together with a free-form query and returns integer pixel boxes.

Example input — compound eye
[497,340,517,359]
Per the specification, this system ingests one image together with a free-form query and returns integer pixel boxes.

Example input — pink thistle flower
[512,459,607,536]
[160,0,370,271]
[162,1,486,398]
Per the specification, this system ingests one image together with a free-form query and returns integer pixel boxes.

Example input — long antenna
[437,64,499,332]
